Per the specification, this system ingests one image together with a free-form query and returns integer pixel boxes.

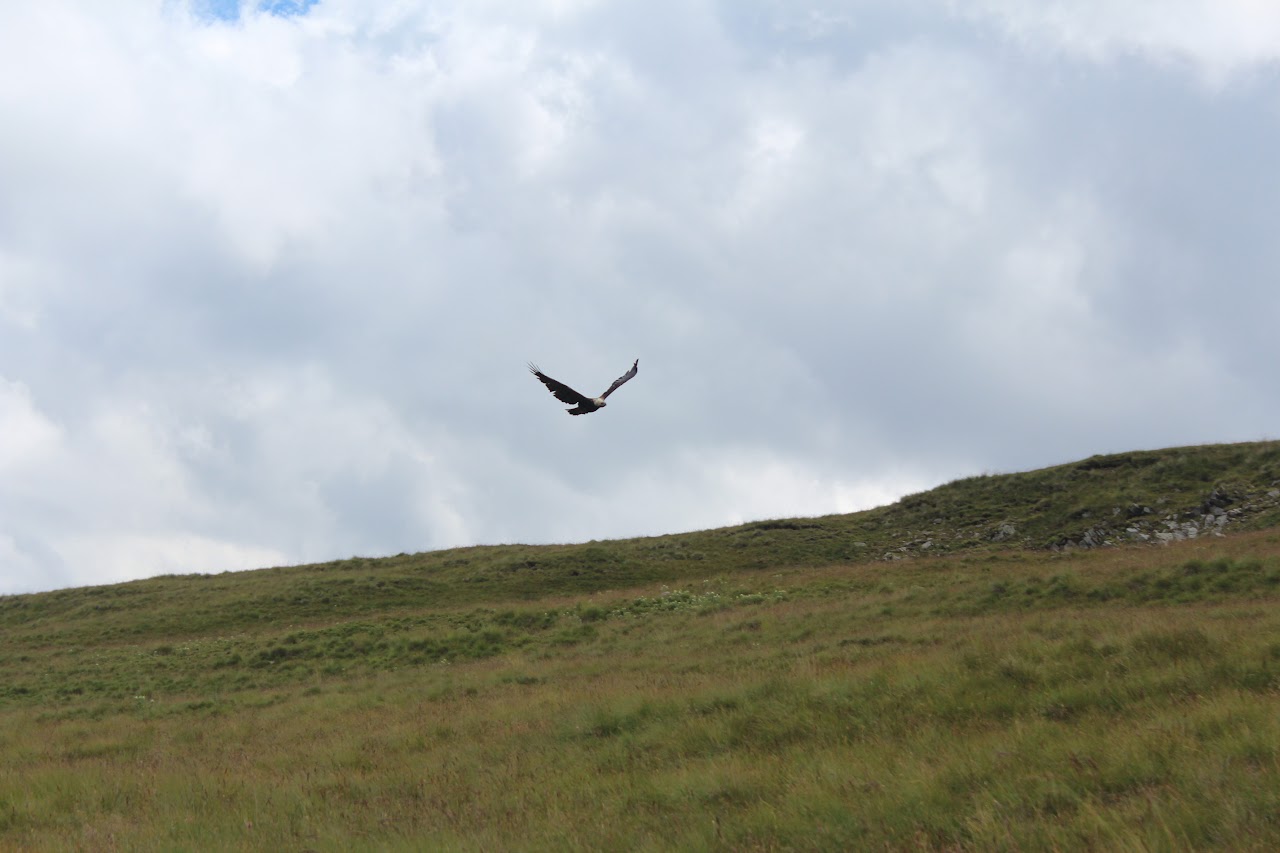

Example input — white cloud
[1,1,1278,594]
[679,448,932,527]
[0,250,48,330]
[962,0,1280,83]
[0,378,62,471]
[50,533,289,592]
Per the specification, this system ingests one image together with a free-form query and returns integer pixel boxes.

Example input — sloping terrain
[6,440,1280,643]
[2,440,1279,850]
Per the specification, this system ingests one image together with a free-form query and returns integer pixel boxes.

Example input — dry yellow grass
[3,532,1279,850]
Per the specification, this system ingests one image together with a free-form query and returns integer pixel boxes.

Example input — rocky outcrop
[876,483,1280,561]
[1050,484,1279,552]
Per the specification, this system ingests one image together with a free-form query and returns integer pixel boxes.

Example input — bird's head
[593,398,607,409]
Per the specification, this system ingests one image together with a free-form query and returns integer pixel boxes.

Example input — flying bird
[528,359,639,415]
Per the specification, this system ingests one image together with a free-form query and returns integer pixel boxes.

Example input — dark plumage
[528,359,639,415]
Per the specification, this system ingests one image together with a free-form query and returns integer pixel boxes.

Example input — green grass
[7,441,1279,648]
[3,441,1280,849]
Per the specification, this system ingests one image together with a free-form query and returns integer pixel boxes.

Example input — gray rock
[991,522,1017,542]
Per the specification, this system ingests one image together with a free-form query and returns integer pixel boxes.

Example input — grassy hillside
[2,440,1280,850]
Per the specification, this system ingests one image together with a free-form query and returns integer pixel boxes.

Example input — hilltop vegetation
[2,440,1280,850]
[7,440,1280,644]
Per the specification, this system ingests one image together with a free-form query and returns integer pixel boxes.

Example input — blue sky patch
[196,0,319,23]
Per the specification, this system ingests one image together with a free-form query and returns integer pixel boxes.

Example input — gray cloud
[2,0,1278,593]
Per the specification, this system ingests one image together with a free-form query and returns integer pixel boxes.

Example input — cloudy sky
[3,0,1279,595]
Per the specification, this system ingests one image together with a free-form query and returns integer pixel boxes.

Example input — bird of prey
[528,359,639,415]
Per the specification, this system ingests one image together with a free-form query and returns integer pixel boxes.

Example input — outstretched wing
[599,358,639,399]
[529,363,594,407]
